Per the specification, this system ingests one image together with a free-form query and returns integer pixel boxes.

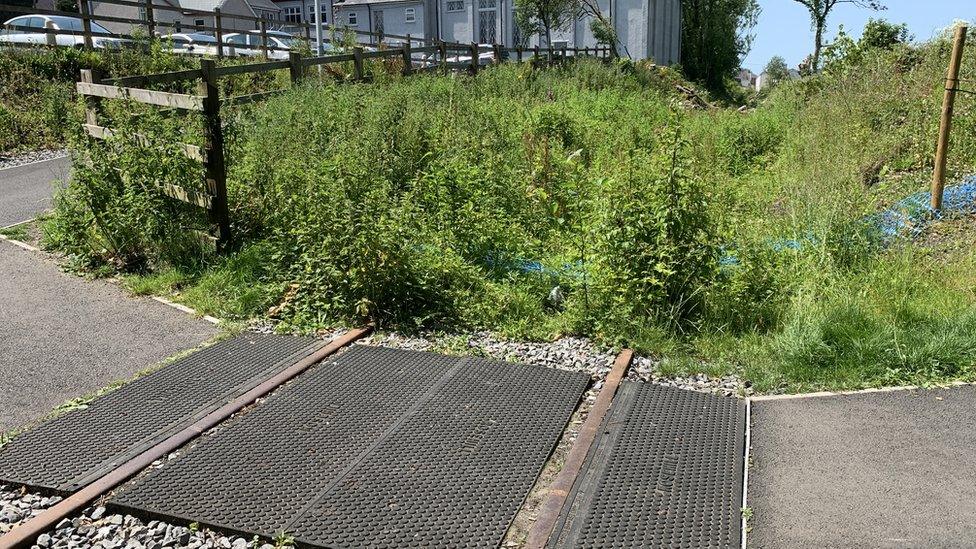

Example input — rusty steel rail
[0,327,372,549]
[523,348,634,549]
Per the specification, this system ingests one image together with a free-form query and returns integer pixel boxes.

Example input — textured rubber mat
[548,382,745,549]
[111,345,589,548]
[0,333,321,493]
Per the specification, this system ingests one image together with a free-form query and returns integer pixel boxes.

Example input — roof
[334,0,421,6]
[176,0,280,15]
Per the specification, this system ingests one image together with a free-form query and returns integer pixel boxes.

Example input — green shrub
[591,123,718,334]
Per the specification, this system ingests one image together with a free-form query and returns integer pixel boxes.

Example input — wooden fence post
[78,0,93,50]
[533,44,539,61]
[44,20,57,46]
[198,59,231,250]
[402,36,413,76]
[289,51,303,84]
[144,0,155,38]
[79,69,102,126]
[214,8,224,59]
[438,40,447,74]
[259,18,269,59]
[469,42,478,74]
[493,42,501,64]
[353,46,364,80]
[932,25,968,211]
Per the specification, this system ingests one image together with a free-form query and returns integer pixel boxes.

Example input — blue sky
[741,0,972,72]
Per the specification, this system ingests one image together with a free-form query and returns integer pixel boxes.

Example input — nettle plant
[591,120,718,334]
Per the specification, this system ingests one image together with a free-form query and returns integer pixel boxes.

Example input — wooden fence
[76,44,610,248]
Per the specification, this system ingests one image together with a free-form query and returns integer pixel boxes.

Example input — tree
[791,0,886,71]
[681,0,761,91]
[860,18,910,49]
[578,0,622,57]
[763,55,790,84]
[514,0,578,49]
[55,0,80,12]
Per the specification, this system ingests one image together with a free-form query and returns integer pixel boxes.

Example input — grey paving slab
[0,333,320,493]
[0,242,218,432]
[748,386,976,549]
[111,345,589,548]
[0,156,70,227]
[549,382,746,549]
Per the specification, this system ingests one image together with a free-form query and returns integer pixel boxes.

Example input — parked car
[0,15,125,49]
[224,31,302,60]
[159,32,220,56]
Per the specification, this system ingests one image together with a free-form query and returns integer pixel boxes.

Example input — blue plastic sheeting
[868,177,976,239]
[497,177,976,274]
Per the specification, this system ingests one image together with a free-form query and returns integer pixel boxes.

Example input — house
[332,0,681,62]
[91,0,282,34]
[735,68,756,89]
[331,0,425,44]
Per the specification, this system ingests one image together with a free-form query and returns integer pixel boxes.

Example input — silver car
[0,15,124,49]
[159,32,220,56]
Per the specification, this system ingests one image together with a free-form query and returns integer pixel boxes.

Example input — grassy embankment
[30,30,976,394]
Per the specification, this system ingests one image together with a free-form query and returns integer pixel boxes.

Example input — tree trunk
[812,18,824,71]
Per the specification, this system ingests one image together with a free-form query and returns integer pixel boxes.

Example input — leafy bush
[591,124,717,334]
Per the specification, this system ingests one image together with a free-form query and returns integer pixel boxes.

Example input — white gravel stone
[364,330,748,396]
[0,149,68,171]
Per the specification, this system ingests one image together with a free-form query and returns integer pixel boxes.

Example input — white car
[0,15,125,49]
[159,33,220,56]
[224,31,301,60]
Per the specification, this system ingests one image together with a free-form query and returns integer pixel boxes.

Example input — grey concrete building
[332,0,679,62]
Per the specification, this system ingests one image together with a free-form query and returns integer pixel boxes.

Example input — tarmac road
[0,156,71,228]
[748,386,976,548]
[0,241,219,432]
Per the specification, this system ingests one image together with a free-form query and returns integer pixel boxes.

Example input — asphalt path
[0,156,71,227]
[748,386,976,548]
[0,241,218,432]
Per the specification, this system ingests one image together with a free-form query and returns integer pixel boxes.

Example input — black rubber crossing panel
[110,345,589,548]
[0,333,321,493]
[548,382,746,549]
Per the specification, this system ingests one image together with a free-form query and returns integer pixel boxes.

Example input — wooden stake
[402,35,413,76]
[198,59,231,250]
[214,8,224,59]
[78,0,93,50]
[352,46,364,80]
[932,25,967,211]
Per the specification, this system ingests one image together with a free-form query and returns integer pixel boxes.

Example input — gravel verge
[0,150,68,172]
[0,486,287,549]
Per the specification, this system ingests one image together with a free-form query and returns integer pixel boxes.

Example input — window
[307,5,327,23]
[446,1,463,12]
[283,7,301,23]
[226,34,246,45]
[347,11,357,26]
[404,7,415,23]
[477,0,495,8]
[194,19,205,27]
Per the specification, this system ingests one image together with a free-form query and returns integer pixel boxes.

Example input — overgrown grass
[42,29,976,393]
